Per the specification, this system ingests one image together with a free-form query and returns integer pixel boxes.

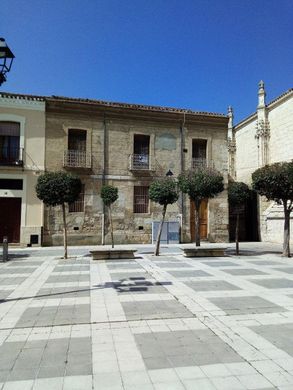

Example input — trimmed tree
[252,162,293,257]
[228,181,251,255]
[36,171,82,259]
[178,167,224,246]
[149,177,179,256]
[101,185,118,248]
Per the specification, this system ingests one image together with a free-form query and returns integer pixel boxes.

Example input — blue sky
[2,0,293,122]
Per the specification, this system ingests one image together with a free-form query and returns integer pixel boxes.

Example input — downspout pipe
[102,113,107,245]
[179,113,186,243]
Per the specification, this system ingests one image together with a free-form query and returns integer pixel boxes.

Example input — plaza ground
[0,242,293,389]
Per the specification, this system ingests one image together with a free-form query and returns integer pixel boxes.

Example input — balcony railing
[129,154,152,170]
[192,158,214,169]
[63,150,91,169]
[0,147,23,166]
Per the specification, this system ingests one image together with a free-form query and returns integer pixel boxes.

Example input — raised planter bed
[181,246,227,257]
[90,248,137,260]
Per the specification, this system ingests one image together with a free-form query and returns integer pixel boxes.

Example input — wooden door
[190,199,208,241]
[0,197,21,243]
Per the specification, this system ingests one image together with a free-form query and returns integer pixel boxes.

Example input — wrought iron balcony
[0,147,23,166]
[192,158,214,169]
[63,150,91,169]
[129,154,154,171]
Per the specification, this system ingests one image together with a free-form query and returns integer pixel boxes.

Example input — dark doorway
[0,197,21,243]
[229,191,259,242]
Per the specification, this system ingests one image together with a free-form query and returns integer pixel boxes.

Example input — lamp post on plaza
[0,38,15,86]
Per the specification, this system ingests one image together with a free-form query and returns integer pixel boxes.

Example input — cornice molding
[0,96,45,111]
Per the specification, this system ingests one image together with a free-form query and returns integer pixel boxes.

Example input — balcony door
[66,129,87,167]
[0,122,20,165]
[192,139,207,168]
[133,135,150,168]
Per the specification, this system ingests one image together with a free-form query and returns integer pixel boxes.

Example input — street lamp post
[0,38,15,86]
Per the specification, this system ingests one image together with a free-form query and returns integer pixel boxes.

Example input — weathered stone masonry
[44,97,229,245]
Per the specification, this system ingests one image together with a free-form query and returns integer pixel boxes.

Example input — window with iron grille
[134,186,149,213]
[0,122,21,165]
[192,139,207,168]
[69,184,85,212]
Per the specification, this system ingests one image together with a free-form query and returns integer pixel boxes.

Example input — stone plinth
[181,246,227,257]
[90,248,137,260]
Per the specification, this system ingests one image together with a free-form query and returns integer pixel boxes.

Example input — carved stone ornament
[227,139,236,152]
[255,119,270,139]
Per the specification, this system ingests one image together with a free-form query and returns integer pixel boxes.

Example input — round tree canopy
[149,177,179,206]
[228,181,251,206]
[101,185,118,206]
[178,167,224,201]
[252,162,293,202]
[36,171,82,206]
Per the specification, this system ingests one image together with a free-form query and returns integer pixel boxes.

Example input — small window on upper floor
[0,122,22,166]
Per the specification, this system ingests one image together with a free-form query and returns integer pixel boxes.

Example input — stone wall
[44,101,229,245]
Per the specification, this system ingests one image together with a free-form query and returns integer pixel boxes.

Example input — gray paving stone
[15,304,90,327]
[154,262,193,268]
[251,323,293,357]
[186,280,241,291]
[110,271,151,280]
[0,267,36,274]
[167,270,211,278]
[0,290,14,300]
[135,330,243,369]
[58,259,90,265]
[107,262,143,270]
[7,261,43,266]
[35,286,90,299]
[45,274,90,283]
[250,260,281,266]
[202,261,240,267]
[122,300,192,320]
[223,268,267,276]
[250,278,293,289]
[53,265,90,272]
[210,296,287,315]
[274,267,293,274]
[0,277,26,285]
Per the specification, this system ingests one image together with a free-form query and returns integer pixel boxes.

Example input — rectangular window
[68,129,87,151]
[0,179,23,190]
[0,122,21,165]
[134,186,149,213]
[69,184,85,213]
[192,139,207,168]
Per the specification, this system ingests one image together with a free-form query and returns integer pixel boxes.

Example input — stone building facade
[44,96,229,246]
[229,82,293,243]
[0,93,45,246]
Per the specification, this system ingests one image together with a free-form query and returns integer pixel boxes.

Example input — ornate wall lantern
[0,38,15,86]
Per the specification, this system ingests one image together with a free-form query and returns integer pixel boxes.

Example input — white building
[229,82,293,243]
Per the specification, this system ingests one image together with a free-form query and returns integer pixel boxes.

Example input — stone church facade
[229,82,293,244]
[43,96,229,246]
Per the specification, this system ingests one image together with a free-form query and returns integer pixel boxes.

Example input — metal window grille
[69,184,85,213]
[134,186,149,213]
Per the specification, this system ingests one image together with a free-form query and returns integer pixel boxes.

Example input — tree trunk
[283,202,291,257]
[155,204,167,256]
[195,200,201,247]
[235,212,239,255]
[109,205,114,248]
[62,203,68,259]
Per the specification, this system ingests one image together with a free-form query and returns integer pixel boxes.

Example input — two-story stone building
[0,93,45,246]
[44,96,229,246]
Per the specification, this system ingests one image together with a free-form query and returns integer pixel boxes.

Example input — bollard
[2,236,8,262]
